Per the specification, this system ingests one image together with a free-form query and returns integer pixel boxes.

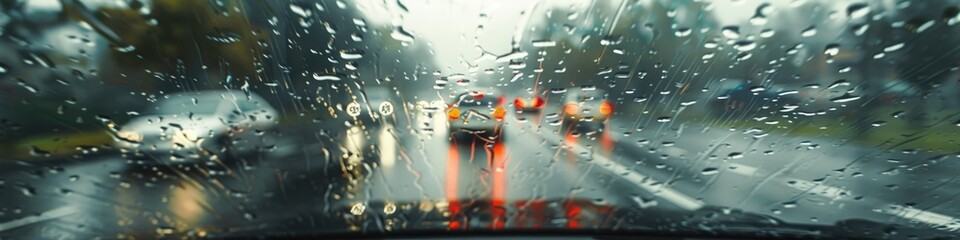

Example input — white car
[114,90,278,164]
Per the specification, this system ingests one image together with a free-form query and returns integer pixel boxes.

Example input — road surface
[0,104,958,238]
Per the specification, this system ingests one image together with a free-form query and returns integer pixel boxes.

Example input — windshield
[2,0,960,239]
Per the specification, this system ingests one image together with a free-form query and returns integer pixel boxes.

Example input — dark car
[446,90,507,140]
[709,84,800,117]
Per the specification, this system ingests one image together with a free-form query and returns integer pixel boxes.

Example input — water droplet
[733,41,757,52]
[600,36,622,45]
[759,29,775,38]
[674,28,692,37]
[750,14,768,25]
[847,3,870,19]
[945,6,960,26]
[801,26,817,37]
[30,146,50,157]
[340,50,363,59]
[838,66,852,73]
[312,73,341,81]
[750,4,771,25]
[350,202,366,215]
[19,185,36,197]
[728,152,743,159]
[532,40,556,47]
[830,94,861,103]
[852,24,869,36]
[391,27,415,44]
[884,42,905,52]
[721,26,740,38]
[495,50,529,63]
[701,167,719,175]
[704,41,718,49]
[244,212,257,221]
[782,201,798,208]
[827,79,851,89]
[657,116,672,123]
[115,45,136,52]
[824,44,840,56]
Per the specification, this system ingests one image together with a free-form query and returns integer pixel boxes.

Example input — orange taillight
[447,107,461,120]
[531,97,545,108]
[563,103,579,116]
[599,101,614,115]
[492,106,506,120]
[514,98,525,109]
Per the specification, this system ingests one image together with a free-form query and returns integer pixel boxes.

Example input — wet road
[1,106,959,238]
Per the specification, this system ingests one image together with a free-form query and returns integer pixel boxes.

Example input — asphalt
[0,104,958,238]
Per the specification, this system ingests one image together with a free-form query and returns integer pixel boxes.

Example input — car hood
[207,199,954,239]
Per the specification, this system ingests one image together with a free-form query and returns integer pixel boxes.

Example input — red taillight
[514,98,526,109]
[531,97,545,108]
[497,96,506,105]
[599,101,614,115]
[448,107,461,120]
[564,103,579,116]
[492,106,506,120]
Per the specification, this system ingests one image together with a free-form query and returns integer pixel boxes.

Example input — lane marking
[874,204,960,232]
[540,133,705,211]
[727,163,758,176]
[602,120,960,231]
[785,178,850,201]
[0,206,78,232]
[787,177,960,231]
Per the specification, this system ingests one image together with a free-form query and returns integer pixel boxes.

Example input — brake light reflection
[447,107,461,120]
[599,101,613,115]
[514,98,525,109]
[490,141,508,229]
[492,106,506,120]
[447,142,462,230]
[531,97,545,108]
[563,103,579,116]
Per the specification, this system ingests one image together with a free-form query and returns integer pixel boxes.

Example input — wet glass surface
[1,0,960,238]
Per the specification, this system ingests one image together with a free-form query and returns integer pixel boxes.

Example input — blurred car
[356,86,400,124]
[709,83,800,117]
[561,87,614,128]
[513,94,546,112]
[337,86,402,165]
[114,90,279,164]
[447,90,507,139]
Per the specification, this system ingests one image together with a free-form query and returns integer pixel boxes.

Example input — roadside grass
[0,111,330,160]
[2,130,114,159]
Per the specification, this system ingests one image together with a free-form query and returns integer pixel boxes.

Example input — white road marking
[602,120,960,231]
[787,178,960,231]
[540,133,705,211]
[874,204,960,232]
[726,163,758,176]
[0,206,78,232]
[785,178,850,201]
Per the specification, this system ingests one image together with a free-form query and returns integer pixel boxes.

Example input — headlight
[117,131,142,143]
[171,130,201,147]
